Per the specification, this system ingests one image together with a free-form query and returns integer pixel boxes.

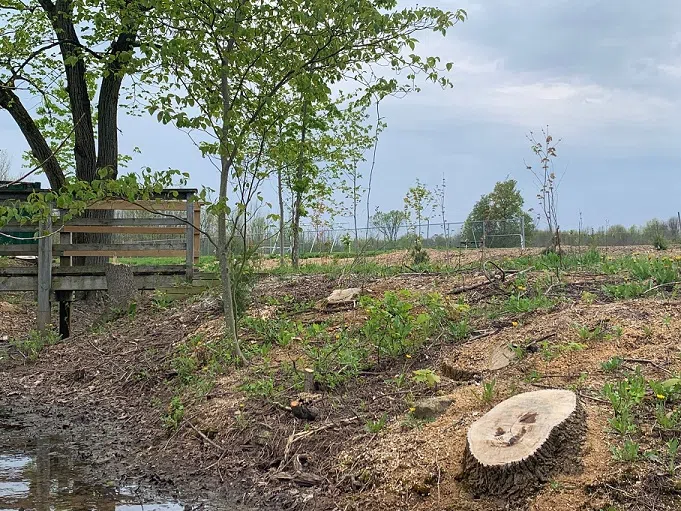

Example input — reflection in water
[0,436,184,511]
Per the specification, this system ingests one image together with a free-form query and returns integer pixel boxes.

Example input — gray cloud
[2,0,681,230]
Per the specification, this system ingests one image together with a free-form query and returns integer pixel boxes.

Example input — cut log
[463,389,585,498]
[326,287,361,305]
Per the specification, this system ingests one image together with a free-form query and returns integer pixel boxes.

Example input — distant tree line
[532,217,681,248]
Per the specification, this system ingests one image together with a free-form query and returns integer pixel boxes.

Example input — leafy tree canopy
[462,179,534,247]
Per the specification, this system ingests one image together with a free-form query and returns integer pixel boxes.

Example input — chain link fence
[216,217,528,257]
[106,209,528,257]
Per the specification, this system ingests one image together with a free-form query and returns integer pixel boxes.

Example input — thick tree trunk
[463,389,585,499]
[45,1,97,182]
[0,88,66,189]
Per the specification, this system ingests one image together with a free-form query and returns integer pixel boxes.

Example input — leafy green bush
[603,282,648,300]
[410,237,429,265]
[10,329,60,361]
[162,396,185,431]
[653,233,669,251]
[303,326,369,389]
[360,291,431,361]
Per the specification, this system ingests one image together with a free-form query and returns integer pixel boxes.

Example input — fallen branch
[464,328,501,344]
[447,280,492,295]
[187,420,226,454]
[643,281,681,295]
[524,332,556,349]
[623,358,673,375]
[291,416,360,443]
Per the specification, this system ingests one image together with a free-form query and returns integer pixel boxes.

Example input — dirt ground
[1,246,681,510]
[256,244,681,271]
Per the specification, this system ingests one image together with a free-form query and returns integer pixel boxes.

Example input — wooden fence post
[37,214,53,332]
[185,196,195,282]
[56,210,73,338]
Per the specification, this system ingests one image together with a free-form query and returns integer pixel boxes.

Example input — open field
[2,246,681,510]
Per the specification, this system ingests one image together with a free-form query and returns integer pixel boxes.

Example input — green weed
[503,294,554,315]
[241,316,301,347]
[666,438,679,475]
[303,326,369,389]
[162,396,185,431]
[360,291,431,361]
[365,413,389,434]
[401,412,435,431]
[653,234,669,251]
[575,323,606,341]
[239,375,276,399]
[479,379,496,403]
[411,369,440,388]
[152,291,173,309]
[10,329,60,362]
[610,439,640,462]
[603,282,647,300]
[601,356,624,372]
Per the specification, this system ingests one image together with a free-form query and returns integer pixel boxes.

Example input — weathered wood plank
[60,249,186,257]
[0,225,38,233]
[62,225,186,234]
[87,200,188,211]
[0,272,217,292]
[0,245,39,255]
[0,265,189,277]
[186,198,194,282]
[0,276,37,292]
[61,217,186,227]
[37,216,52,332]
[52,241,185,254]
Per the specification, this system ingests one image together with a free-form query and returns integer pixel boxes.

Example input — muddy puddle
[0,436,186,511]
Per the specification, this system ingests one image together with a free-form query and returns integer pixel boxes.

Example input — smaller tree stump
[463,389,585,498]
[105,263,138,308]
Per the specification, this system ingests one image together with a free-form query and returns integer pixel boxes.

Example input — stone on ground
[326,288,361,305]
[412,395,454,419]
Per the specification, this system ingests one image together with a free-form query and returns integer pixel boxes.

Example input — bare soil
[2,246,681,510]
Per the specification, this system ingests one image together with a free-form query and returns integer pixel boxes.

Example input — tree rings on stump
[463,389,585,498]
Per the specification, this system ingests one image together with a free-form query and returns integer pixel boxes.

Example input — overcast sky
[2,0,681,230]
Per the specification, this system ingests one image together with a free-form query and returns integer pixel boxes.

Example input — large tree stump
[463,389,585,498]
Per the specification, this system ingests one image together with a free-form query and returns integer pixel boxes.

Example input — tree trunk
[218,51,246,365]
[277,167,285,266]
[352,172,358,249]
[290,96,308,269]
[0,88,66,189]
[291,191,302,269]
[463,389,585,499]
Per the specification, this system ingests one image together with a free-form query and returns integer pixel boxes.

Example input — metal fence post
[520,215,526,249]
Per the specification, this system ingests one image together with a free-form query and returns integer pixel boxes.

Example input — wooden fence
[0,191,207,337]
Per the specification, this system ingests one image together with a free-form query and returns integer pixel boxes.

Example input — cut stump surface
[463,389,585,498]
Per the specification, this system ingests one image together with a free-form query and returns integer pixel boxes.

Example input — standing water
[0,436,185,511]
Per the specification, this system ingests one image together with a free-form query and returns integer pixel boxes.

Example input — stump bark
[463,389,585,498]
[105,263,138,308]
